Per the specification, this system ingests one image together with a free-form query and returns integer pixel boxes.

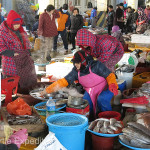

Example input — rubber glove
[7,129,28,148]
[109,83,118,96]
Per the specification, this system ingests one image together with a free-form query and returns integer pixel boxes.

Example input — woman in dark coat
[68,8,84,50]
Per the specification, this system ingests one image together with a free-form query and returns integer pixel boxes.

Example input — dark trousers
[70,32,77,49]
[117,22,124,33]
[53,30,68,51]
[108,24,113,35]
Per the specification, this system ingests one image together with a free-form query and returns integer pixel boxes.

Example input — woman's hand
[14,53,19,56]
[40,90,47,97]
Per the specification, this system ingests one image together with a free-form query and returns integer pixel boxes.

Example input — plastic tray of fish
[119,139,150,150]
[87,118,123,137]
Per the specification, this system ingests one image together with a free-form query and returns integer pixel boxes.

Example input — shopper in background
[90,7,97,28]
[68,8,84,51]
[115,3,124,32]
[0,10,37,88]
[107,5,115,35]
[53,4,70,55]
[38,4,60,61]
[126,6,134,33]
[144,5,150,22]
[111,25,125,47]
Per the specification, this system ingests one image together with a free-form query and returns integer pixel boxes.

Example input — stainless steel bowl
[68,96,84,106]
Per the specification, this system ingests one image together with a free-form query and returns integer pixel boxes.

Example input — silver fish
[88,120,98,130]
[107,128,114,134]
[109,125,118,131]
[122,127,150,144]
[100,127,107,134]
[114,122,123,128]
[96,118,109,122]
[127,122,150,136]
[110,118,117,125]
[93,125,100,133]
[119,135,131,146]
[103,121,110,128]
[97,120,104,128]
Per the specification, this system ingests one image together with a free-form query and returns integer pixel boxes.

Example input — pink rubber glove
[109,83,118,96]
[7,129,28,148]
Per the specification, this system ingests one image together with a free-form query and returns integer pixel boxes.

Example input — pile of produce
[88,118,123,134]
[119,122,150,148]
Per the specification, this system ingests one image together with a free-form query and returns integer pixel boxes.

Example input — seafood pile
[119,122,150,148]
[88,118,123,134]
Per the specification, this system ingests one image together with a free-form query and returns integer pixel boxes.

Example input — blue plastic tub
[46,113,88,150]
[34,101,66,116]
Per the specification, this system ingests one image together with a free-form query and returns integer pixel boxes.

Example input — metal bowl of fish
[87,118,123,137]
[30,88,68,101]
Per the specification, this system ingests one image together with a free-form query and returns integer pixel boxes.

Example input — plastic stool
[2,76,20,106]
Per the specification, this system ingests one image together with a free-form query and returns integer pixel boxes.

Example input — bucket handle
[81,125,89,134]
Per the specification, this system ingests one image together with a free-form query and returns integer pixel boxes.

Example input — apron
[78,67,107,114]
[14,53,37,88]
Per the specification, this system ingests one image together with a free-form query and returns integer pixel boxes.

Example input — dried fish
[89,120,98,130]
[109,125,118,131]
[103,121,110,128]
[110,118,117,125]
[93,126,100,133]
[122,127,150,144]
[96,118,109,122]
[97,120,104,128]
[127,122,150,136]
[107,128,114,134]
[100,127,107,134]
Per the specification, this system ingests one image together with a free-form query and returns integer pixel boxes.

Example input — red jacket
[0,10,31,76]
[76,29,124,63]
[38,10,60,37]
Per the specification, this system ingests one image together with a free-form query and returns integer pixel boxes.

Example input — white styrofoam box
[131,34,150,44]
[46,62,73,80]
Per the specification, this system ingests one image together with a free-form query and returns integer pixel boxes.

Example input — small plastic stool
[2,76,20,106]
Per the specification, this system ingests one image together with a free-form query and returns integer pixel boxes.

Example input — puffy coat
[76,29,124,64]
[65,60,111,85]
[107,10,115,25]
[0,10,30,76]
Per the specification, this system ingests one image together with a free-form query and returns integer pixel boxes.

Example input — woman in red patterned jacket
[0,10,37,88]
[76,29,124,71]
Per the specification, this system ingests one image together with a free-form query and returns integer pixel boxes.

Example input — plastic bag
[7,98,32,116]
[35,132,67,150]
[34,38,41,51]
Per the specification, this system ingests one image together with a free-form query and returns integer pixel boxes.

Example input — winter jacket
[0,143,18,150]
[57,9,70,31]
[65,60,111,85]
[107,10,115,25]
[38,10,60,37]
[126,12,134,27]
[76,29,124,63]
[0,11,31,76]
[69,14,84,33]
[115,8,124,23]
[90,8,97,19]
[111,30,125,47]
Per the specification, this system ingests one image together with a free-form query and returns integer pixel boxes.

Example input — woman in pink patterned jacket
[76,29,124,71]
[0,10,37,88]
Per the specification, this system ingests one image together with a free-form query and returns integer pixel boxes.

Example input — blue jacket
[65,60,111,85]
[90,9,97,19]
[1,15,4,23]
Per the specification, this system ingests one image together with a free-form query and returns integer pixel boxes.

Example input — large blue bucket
[46,113,88,150]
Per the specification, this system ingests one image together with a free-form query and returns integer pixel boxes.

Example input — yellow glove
[45,78,69,94]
